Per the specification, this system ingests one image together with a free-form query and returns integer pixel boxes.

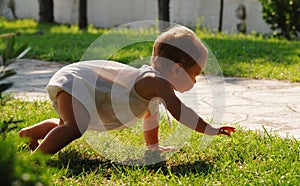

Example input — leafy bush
[0,33,31,105]
[0,134,51,186]
[259,0,300,39]
[0,34,48,186]
[0,33,30,136]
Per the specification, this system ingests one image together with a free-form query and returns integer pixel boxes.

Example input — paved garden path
[5,59,300,138]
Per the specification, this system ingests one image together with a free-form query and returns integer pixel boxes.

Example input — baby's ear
[171,63,183,77]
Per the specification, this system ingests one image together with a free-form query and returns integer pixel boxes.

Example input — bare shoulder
[135,74,183,121]
[134,75,173,101]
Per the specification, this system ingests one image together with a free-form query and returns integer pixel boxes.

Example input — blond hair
[151,25,208,70]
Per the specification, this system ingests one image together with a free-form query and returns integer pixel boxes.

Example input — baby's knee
[64,122,84,139]
[19,128,27,138]
[45,118,60,124]
[19,129,25,138]
[72,127,83,139]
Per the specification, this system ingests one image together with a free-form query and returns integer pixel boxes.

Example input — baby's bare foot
[148,144,177,153]
[19,129,39,151]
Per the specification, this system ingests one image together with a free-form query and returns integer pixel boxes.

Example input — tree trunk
[79,0,87,29]
[218,0,224,32]
[38,0,54,23]
[158,0,170,32]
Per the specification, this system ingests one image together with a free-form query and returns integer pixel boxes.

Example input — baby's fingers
[219,126,236,136]
[223,126,236,132]
[158,146,176,152]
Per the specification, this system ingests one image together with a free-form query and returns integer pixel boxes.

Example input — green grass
[0,18,300,82]
[201,33,300,82]
[1,99,300,185]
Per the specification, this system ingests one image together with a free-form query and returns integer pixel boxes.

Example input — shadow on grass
[169,160,213,177]
[47,148,213,178]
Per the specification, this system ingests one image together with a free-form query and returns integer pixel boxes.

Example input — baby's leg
[34,91,90,154]
[19,118,61,151]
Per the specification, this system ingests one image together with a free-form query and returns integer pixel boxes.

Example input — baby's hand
[147,144,176,152]
[218,126,236,136]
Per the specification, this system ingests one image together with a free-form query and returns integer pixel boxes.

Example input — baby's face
[172,63,202,93]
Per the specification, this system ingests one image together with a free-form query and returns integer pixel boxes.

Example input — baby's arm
[175,103,235,136]
[143,111,175,152]
[153,79,235,136]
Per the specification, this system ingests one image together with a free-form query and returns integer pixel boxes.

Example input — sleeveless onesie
[47,60,160,132]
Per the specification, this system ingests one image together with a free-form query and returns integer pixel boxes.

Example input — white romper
[47,60,160,132]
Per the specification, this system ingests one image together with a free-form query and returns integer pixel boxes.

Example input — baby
[19,25,235,154]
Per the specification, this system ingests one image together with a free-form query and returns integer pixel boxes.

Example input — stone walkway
[4,59,64,101]
[4,59,300,138]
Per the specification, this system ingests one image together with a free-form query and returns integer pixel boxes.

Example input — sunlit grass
[1,99,300,185]
[0,18,37,29]
[50,25,81,34]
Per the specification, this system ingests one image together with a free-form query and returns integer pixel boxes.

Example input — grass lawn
[0,18,300,82]
[1,100,300,185]
[1,18,300,185]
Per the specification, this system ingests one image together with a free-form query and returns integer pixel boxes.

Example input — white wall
[243,0,270,33]
[171,0,271,34]
[88,0,157,28]
[54,0,79,25]
[14,0,39,20]
[12,0,271,34]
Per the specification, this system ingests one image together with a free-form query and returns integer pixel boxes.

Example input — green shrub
[259,0,300,39]
[0,34,30,136]
[0,137,15,185]
[0,133,52,186]
[0,34,49,186]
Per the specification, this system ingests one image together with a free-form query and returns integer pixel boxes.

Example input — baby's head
[151,25,208,92]
[151,25,208,71]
